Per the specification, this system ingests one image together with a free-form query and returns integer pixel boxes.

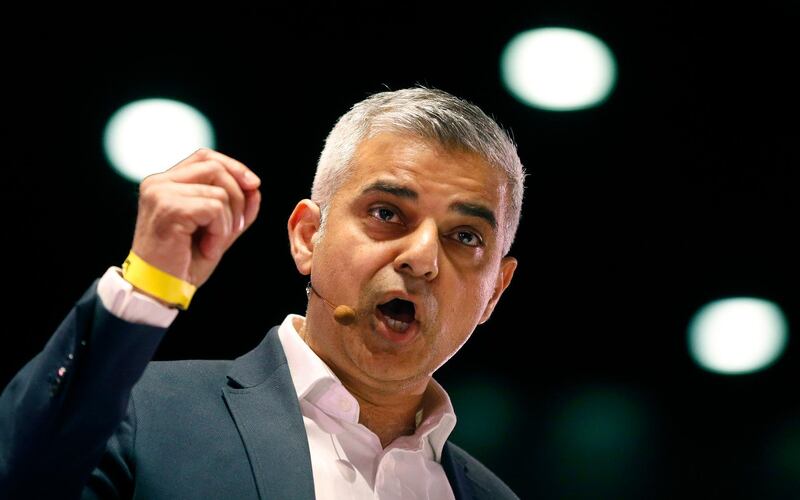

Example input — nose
[394,220,439,281]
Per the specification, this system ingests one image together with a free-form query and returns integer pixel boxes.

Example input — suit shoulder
[445,442,520,500]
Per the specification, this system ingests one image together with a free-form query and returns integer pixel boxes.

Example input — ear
[478,256,518,325]
[287,199,321,276]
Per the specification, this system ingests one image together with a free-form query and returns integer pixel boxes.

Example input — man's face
[297,132,517,391]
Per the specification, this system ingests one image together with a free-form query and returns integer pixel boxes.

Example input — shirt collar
[277,314,345,398]
[420,379,458,461]
[276,314,457,460]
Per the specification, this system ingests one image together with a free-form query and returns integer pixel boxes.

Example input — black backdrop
[2,2,799,498]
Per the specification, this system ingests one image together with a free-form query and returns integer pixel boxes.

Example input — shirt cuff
[97,266,179,328]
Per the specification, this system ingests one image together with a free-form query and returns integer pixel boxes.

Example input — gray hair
[311,87,526,255]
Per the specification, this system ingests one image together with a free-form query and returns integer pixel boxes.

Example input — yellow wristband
[121,251,197,310]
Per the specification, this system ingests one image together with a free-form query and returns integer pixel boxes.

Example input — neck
[346,379,426,448]
[294,315,429,448]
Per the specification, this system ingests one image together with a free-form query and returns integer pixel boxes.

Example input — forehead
[339,132,507,209]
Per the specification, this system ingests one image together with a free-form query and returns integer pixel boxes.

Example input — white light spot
[501,27,617,111]
[688,297,788,374]
[103,99,215,182]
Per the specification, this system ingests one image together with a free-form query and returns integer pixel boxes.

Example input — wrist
[121,251,197,310]
[98,267,180,327]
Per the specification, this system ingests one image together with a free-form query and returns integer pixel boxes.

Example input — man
[0,87,525,499]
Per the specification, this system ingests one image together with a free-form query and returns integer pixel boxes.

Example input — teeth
[384,316,411,333]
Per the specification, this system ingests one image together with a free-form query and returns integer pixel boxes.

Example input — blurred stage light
[447,376,520,457]
[688,297,788,374]
[103,99,215,182]
[500,27,617,111]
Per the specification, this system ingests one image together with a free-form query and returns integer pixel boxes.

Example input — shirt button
[338,398,352,412]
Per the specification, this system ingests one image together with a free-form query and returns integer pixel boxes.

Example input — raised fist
[130,148,261,290]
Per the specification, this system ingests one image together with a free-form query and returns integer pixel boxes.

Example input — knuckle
[139,173,162,191]
[194,147,212,159]
[227,157,245,172]
[191,161,213,177]
[202,160,226,179]
[209,159,225,173]
[211,185,230,202]
[209,198,225,213]
[137,182,158,206]
[150,191,172,214]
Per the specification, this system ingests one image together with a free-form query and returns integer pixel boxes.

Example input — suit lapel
[221,327,315,500]
[441,442,476,500]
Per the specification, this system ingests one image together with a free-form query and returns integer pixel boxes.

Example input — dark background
[2,2,798,498]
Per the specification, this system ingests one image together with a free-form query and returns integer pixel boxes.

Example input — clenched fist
[130,148,261,291]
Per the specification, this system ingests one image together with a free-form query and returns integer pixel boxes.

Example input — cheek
[315,229,386,287]
[445,267,497,315]
[434,282,484,332]
[476,276,497,307]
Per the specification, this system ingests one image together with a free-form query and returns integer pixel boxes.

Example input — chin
[358,357,432,385]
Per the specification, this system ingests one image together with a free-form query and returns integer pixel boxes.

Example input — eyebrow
[451,202,497,230]
[361,180,417,200]
[360,180,497,230]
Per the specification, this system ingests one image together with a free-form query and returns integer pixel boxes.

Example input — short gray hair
[311,87,526,255]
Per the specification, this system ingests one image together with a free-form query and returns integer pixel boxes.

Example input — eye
[369,206,401,224]
[453,230,482,247]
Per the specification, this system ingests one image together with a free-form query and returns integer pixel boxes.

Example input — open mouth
[377,298,416,333]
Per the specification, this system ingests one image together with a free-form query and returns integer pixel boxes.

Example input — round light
[688,297,788,374]
[103,98,215,182]
[501,27,617,111]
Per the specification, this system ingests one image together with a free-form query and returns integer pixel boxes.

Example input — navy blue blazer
[0,281,519,499]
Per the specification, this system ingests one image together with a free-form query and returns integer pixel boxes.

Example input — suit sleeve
[0,280,167,499]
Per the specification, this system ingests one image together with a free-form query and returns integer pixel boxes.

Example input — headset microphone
[306,282,357,326]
